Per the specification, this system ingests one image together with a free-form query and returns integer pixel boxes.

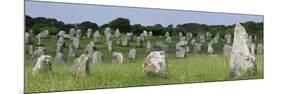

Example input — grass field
[24,35,263,93]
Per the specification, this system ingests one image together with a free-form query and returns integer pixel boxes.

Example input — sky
[25,1,263,27]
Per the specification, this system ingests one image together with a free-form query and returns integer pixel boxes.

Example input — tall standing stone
[223,44,232,57]
[165,32,170,38]
[25,32,31,44]
[106,33,113,51]
[146,41,152,53]
[94,30,101,43]
[229,23,256,77]
[76,29,82,38]
[257,43,263,54]
[148,31,153,37]
[207,42,214,54]
[69,28,76,37]
[114,28,121,38]
[87,28,93,39]
[176,41,187,58]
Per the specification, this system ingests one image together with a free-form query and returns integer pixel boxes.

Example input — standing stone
[191,39,196,45]
[57,30,66,37]
[143,30,148,38]
[104,27,112,36]
[186,46,191,53]
[68,44,77,57]
[213,33,220,44]
[128,49,137,59]
[179,32,183,39]
[249,43,256,56]
[106,33,113,51]
[229,23,257,77]
[143,51,167,78]
[148,31,153,37]
[55,52,64,63]
[165,36,172,43]
[114,28,121,38]
[136,37,142,47]
[84,41,95,58]
[116,38,121,46]
[112,52,124,64]
[76,29,82,38]
[32,55,52,75]
[72,37,80,49]
[31,47,45,64]
[94,30,101,43]
[69,28,76,37]
[25,32,31,44]
[176,41,187,58]
[72,52,90,75]
[121,36,129,46]
[56,37,65,53]
[37,30,49,38]
[165,32,170,38]
[223,44,232,57]
[127,32,133,41]
[92,51,102,64]
[36,35,41,45]
[28,45,33,55]
[193,43,202,53]
[186,32,193,41]
[207,42,214,54]
[257,43,263,54]
[225,33,232,44]
[140,34,145,45]
[199,34,206,43]
[146,41,152,53]
[87,28,93,39]
[206,32,212,41]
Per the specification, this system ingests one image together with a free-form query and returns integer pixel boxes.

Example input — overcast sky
[25,1,263,26]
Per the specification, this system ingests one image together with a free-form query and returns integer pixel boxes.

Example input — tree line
[25,15,263,41]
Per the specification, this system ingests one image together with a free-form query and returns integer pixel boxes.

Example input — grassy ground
[24,35,263,93]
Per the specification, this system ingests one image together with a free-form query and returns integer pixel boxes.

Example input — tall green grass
[24,35,263,93]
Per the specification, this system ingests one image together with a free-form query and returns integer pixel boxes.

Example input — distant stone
[72,37,80,49]
[36,30,49,38]
[114,28,121,38]
[128,49,137,59]
[69,28,76,37]
[92,51,102,64]
[94,30,101,43]
[148,31,153,37]
[165,32,170,38]
[223,44,232,57]
[165,36,172,43]
[104,27,112,36]
[207,42,214,54]
[76,29,82,38]
[25,32,31,44]
[87,28,93,39]
[257,43,263,54]
[121,36,129,46]
[146,41,152,53]
[176,41,187,58]
[193,43,202,53]
[55,52,64,63]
